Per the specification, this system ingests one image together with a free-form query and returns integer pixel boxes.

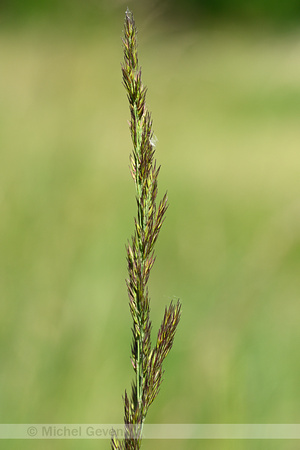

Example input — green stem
[134,106,145,416]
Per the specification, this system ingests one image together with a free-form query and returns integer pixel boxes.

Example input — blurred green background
[1,0,300,449]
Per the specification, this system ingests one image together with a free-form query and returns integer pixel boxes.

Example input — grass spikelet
[111,9,182,449]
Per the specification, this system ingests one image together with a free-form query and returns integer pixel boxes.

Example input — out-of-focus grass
[1,15,300,450]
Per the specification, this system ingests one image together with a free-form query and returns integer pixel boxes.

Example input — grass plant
[111,9,182,449]
[2,14,300,450]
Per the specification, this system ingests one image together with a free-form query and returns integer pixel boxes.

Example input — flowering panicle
[111,10,181,450]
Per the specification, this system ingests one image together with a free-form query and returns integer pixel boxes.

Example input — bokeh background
[1,0,300,449]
